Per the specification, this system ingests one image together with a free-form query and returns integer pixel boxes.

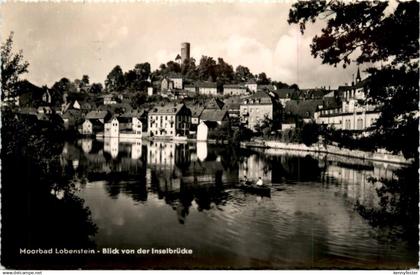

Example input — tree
[81,75,89,86]
[134,62,151,81]
[50,77,77,106]
[89,83,103,94]
[257,72,270,85]
[288,0,419,157]
[235,65,253,82]
[105,65,125,92]
[215,58,234,83]
[198,56,217,81]
[1,32,29,98]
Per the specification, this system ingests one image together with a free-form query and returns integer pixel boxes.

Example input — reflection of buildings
[103,137,119,159]
[323,162,397,209]
[148,142,176,169]
[196,142,208,162]
[79,139,93,154]
[240,154,272,183]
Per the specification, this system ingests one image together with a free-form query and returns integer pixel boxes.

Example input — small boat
[238,183,271,197]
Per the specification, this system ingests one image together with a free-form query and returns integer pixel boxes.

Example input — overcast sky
[1,2,363,89]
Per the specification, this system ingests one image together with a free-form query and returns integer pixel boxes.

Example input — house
[81,119,103,135]
[104,116,120,138]
[61,109,83,129]
[284,99,324,123]
[300,88,329,100]
[188,105,205,133]
[239,91,277,131]
[223,84,248,96]
[148,103,192,138]
[161,77,174,92]
[245,79,258,93]
[197,82,218,96]
[200,109,229,126]
[118,110,145,137]
[85,110,111,123]
[223,97,241,127]
[314,76,380,130]
[197,121,209,141]
[103,94,117,105]
[270,88,295,107]
[169,77,183,89]
[184,84,197,93]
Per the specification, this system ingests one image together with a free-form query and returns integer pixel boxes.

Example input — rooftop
[200,109,228,122]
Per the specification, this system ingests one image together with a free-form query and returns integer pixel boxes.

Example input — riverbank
[240,140,412,165]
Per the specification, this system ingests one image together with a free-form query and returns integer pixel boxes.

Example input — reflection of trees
[356,160,419,243]
[1,110,97,269]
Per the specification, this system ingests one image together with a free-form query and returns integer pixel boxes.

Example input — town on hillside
[2,43,381,144]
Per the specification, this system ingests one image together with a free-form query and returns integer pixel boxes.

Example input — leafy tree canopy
[1,32,29,98]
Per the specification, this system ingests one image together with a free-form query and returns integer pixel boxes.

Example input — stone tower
[181,42,190,62]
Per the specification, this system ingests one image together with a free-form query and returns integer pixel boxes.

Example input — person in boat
[243,176,252,185]
[255,177,264,186]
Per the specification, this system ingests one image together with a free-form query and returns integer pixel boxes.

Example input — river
[57,138,417,269]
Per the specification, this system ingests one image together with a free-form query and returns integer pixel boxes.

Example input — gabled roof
[223,84,246,89]
[196,81,217,88]
[86,110,110,120]
[188,105,205,117]
[119,109,145,118]
[85,119,104,127]
[284,99,323,118]
[271,88,295,99]
[105,115,119,123]
[149,103,187,115]
[300,89,328,99]
[200,109,228,122]
[205,98,225,110]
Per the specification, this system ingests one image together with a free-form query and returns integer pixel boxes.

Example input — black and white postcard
[1,0,419,271]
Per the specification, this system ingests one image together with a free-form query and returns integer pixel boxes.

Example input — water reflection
[57,138,417,268]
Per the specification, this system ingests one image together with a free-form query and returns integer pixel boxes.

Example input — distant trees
[50,77,78,106]
[235,65,254,82]
[105,65,125,93]
[1,32,29,98]
[89,83,103,94]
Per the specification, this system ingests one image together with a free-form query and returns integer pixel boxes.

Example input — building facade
[223,85,248,96]
[314,76,380,131]
[239,92,274,131]
[148,104,192,138]
[197,82,218,96]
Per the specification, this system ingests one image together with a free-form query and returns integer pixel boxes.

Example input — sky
[1,2,363,89]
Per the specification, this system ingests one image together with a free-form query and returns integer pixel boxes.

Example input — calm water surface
[62,138,417,268]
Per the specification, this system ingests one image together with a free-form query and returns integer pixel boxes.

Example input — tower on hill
[181,42,190,63]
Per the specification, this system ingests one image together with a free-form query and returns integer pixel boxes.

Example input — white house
[197,121,209,141]
[169,77,183,89]
[148,103,191,138]
[197,82,218,96]
[104,116,120,138]
[223,84,248,96]
[245,79,258,93]
[81,119,103,135]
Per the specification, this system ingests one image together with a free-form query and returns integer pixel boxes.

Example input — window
[357,118,363,130]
